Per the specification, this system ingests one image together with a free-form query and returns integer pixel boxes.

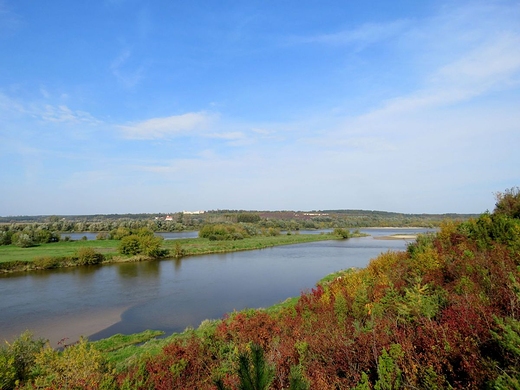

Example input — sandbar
[1,306,127,347]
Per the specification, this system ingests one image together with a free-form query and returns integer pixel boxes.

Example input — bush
[33,256,61,269]
[11,232,35,248]
[333,228,351,239]
[264,227,280,237]
[96,232,109,240]
[119,235,141,255]
[110,227,131,240]
[31,338,114,389]
[237,213,261,223]
[199,224,250,241]
[139,235,166,257]
[0,230,13,245]
[76,247,104,265]
[118,235,167,258]
[494,187,520,219]
[0,331,46,389]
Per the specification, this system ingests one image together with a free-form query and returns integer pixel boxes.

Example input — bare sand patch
[374,234,418,240]
[1,306,127,347]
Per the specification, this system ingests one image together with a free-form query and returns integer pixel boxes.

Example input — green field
[0,233,342,272]
[0,239,119,263]
[162,232,339,255]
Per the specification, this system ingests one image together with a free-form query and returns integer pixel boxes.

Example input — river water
[0,228,432,345]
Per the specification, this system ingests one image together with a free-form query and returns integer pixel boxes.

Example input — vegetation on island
[0,224,355,273]
[1,188,520,389]
[0,209,475,246]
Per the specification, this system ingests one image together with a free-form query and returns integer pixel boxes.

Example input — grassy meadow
[0,232,342,272]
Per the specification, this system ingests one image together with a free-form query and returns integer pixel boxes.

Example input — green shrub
[0,230,13,245]
[33,256,60,269]
[76,247,104,265]
[0,348,16,390]
[199,224,250,241]
[139,235,166,257]
[96,232,109,240]
[0,331,46,389]
[333,228,351,239]
[31,338,113,389]
[237,213,261,223]
[110,227,132,240]
[494,187,520,219]
[11,232,35,248]
[119,235,141,255]
[118,235,166,258]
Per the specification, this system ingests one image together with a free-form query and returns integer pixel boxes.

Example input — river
[0,228,432,346]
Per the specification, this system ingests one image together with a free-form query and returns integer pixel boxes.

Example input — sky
[1,0,519,216]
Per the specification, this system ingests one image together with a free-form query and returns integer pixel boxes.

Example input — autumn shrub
[106,203,520,388]
[144,336,215,390]
[29,337,114,390]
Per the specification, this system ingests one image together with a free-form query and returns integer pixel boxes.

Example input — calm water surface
[1,229,431,343]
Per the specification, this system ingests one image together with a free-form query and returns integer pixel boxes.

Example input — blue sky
[1,0,519,216]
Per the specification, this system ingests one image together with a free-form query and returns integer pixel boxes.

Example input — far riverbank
[0,232,350,274]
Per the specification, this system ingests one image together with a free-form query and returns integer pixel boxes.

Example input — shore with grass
[0,232,353,273]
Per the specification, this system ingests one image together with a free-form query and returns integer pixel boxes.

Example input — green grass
[0,233,343,272]
[0,240,119,263]
[163,232,338,256]
[90,329,165,353]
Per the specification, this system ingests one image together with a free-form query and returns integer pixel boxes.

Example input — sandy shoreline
[1,306,127,347]
[374,234,418,240]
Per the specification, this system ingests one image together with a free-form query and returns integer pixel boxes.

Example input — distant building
[183,210,205,215]
[165,215,173,221]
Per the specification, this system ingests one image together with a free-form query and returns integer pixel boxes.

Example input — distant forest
[0,209,477,228]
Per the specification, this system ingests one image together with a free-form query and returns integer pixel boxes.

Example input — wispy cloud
[118,111,217,139]
[41,105,102,125]
[341,16,520,130]
[0,92,102,126]
[110,49,145,88]
[297,19,409,48]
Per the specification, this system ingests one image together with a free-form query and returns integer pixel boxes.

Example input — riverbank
[0,232,349,273]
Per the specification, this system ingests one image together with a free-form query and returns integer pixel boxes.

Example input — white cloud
[356,30,520,124]
[118,111,217,139]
